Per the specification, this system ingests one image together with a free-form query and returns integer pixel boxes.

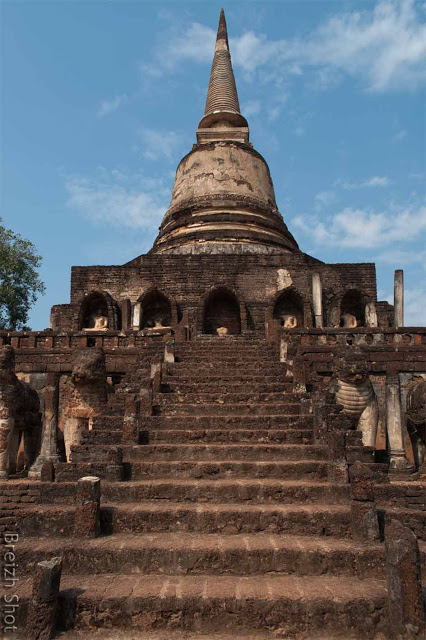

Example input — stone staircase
[4,337,404,638]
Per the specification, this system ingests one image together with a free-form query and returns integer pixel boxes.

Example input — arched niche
[273,289,304,328]
[340,289,365,327]
[139,289,173,330]
[78,291,120,331]
[203,287,242,335]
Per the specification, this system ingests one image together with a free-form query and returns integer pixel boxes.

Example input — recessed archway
[79,291,120,330]
[203,287,241,335]
[340,289,365,327]
[140,290,172,329]
[273,289,304,328]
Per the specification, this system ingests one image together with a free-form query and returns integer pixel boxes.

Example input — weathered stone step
[162,381,294,393]
[55,462,123,482]
[163,374,292,383]
[127,459,328,480]
[17,533,383,578]
[174,356,279,365]
[15,479,347,506]
[83,428,314,446]
[145,428,314,444]
[156,403,308,416]
[141,415,314,430]
[92,415,124,430]
[35,631,377,640]
[159,392,308,404]
[81,429,122,445]
[17,502,352,537]
[103,502,353,536]
[167,364,287,375]
[120,443,326,462]
[9,573,388,637]
[101,479,347,504]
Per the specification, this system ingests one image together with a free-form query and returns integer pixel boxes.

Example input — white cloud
[294,126,305,136]
[137,128,184,161]
[385,286,426,325]
[404,286,426,326]
[292,202,426,249]
[336,176,391,189]
[315,190,337,207]
[96,94,128,117]
[242,100,261,117]
[66,169,170,230]
[147,1,426,92]
[393,129,408,141]
[141,22,215,77]
[363,176,390,187]
[376,248,426,267]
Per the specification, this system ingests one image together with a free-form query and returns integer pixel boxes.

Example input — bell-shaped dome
[151,9,299,255]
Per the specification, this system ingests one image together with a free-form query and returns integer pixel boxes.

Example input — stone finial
[26,556,63,640]
[385,520,425,638]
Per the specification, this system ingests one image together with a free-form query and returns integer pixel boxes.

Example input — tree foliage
[0,219,45,330]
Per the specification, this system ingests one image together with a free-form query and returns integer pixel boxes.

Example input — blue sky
[2,0,425,328]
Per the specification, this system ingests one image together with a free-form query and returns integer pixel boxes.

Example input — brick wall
[58,253,379,334]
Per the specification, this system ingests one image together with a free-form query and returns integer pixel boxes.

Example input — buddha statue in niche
[281,314,298,328]
[216,326,229,336]
[341,313,358,328]
[153,315,170,329]
[84,308,108,331]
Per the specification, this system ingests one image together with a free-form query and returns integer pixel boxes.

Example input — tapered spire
[204,9,240,116]
[151,9,300,255]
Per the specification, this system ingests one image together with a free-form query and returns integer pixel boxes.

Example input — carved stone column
[365,302,378,327]
[312,273,323,328]
[121,298,131,330]
[29,375,60,479]
[386,375,414,473]
[394,269,404,328]
[132,303,141,331]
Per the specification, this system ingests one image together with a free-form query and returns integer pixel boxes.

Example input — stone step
[85,414,315,433]
[101,479,348,504]
[92,415,124,430]
[156,403,308,416]
[102,502,353,536]
[10,573,388,637]
[145,428,314,444]
[33,631,379,640]
[119,443,326,462]
[54,462,123,483]
[23,479,348,506]
[159,392,308,404]
[163,374,292,383]
[126,459,329,480]
[174,356,279,365]
[17,503,353,537]
[162,381,295,393]
[82,428,314,446]
[17,533,384,578]
[141,415,314,430]
[167,364,288,375]
[81,430,122,445]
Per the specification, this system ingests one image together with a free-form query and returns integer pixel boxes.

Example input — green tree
[0,219,45,330]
